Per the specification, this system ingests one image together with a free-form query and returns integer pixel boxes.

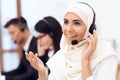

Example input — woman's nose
[66,24,74,32]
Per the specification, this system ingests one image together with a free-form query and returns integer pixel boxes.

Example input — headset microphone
[71,38,86,45]
[71,40,78,45]
[71,35,90,45]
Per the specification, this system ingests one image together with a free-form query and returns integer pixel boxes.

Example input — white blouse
[87,56,118,80]
[47,40,119,80]
[48,56,119,80]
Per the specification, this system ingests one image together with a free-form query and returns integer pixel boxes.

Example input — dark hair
[4,16,28,31]
[35,16,62,53]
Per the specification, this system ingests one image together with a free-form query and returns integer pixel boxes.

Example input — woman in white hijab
[26,2,119,80]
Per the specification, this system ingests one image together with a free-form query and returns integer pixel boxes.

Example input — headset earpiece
[89,23,96,34]
[89,5,96,34]
[19,24,25,32]
[43,19,54,37]
[49,32,53,37]
[78,2,96,34]
[18,18,25,32]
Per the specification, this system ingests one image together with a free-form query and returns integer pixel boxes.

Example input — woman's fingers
[25,51,36,64]
[94,30,98,42]
[83,30,98,59]
[88,33,93,47]
[93,30,98,48]
[25,52,30,61]
[87,30,98,49]
[25,52,39,69]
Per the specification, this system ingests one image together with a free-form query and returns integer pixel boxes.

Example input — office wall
[1,0,19,72]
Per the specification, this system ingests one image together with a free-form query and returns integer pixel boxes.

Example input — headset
[42,18,54,37]
[71,2,97,45]
[18,17,26,32]
[78,2,96,34]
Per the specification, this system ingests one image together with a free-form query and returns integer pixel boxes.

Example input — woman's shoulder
[97,40,115,53]
[98,39,112,46]
[46,50,64,64]
[92,39,118,62]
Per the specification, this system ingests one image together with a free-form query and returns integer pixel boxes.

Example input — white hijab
[47,2,119,80]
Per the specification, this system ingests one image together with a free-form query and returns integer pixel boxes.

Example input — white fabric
[48,49,54,58]
[86,76,94,80]
[87,56,118,80]
[23,34,33,51]
[47,40,119,80]
[47,2,120,80]
[0,72,5,80]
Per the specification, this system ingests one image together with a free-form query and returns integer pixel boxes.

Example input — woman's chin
[66,40,72,45]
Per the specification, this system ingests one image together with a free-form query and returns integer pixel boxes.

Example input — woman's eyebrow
[73,20,82,22]
[64,19,82,22]
[64,19,67,21]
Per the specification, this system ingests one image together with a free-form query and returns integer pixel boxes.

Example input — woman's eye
[64,20,68,24]
[74,22,81,25]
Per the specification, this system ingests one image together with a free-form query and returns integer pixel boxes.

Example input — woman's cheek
[62,26,66,34]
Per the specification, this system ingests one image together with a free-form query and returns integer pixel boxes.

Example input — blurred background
[0,0,120,72]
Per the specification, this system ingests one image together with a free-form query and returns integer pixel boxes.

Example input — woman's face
[62,12,87,44]
[36,32,53,56]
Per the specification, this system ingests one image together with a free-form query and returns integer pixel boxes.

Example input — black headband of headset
[78,2,96,34]
[42,18,54,36]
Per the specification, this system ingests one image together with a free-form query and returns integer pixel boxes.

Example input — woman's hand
[82,30,98,60]
[25,51,47,80]
[82,30,98,80]
[25,51,46,73]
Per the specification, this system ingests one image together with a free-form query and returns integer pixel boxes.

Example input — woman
[26,2,119,80]
[34,16,62,66]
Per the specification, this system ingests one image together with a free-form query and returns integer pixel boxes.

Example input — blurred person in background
[1,16,38,80]
[34,16,62,74]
